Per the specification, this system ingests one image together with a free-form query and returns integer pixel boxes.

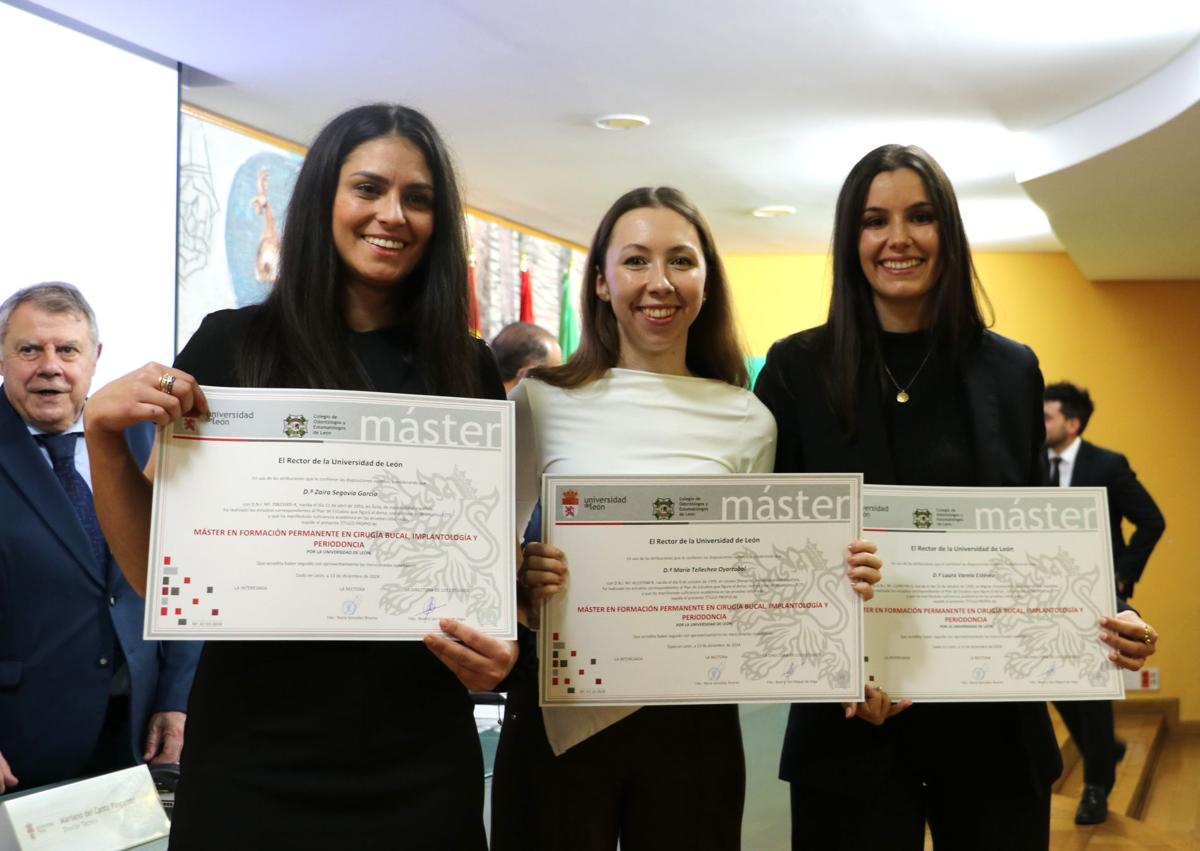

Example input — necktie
[35,432,109,571]
[1048,456,1061,487]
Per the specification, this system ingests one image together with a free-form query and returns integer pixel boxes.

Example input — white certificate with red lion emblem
[539,474,863,706]
[861,485,1124,701]
[144,387,515,640]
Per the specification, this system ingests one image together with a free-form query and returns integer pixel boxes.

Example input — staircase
[918,702,1187,850]
[1043,702,1186,850]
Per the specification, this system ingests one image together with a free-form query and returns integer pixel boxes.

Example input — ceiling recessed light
[593,113,651,131]
[752,205,796,218]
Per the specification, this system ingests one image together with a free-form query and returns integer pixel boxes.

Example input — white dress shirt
[26,415,92,488]
[1047,436,1082,487]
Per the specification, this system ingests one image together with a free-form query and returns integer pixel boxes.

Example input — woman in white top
[489,187,883,851]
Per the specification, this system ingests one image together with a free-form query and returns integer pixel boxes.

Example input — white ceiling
[24,0,1200,274]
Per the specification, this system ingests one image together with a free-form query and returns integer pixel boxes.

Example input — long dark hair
[533,186,747,389]
[822,144,992,432]
[238,103,478,396]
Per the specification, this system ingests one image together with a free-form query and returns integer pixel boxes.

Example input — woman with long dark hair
[489,186,883,850]
[755,144,1159,850]
[84,104,517,849]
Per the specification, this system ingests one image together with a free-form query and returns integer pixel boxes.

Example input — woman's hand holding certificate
[861,484,1128,702]
[144,386,517,641]
[539,474,866,707]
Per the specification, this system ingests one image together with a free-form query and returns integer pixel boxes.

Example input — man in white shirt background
[1044,380,1165,825]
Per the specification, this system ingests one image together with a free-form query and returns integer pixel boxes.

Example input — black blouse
[166,306,508,847]
[878,330,976,486]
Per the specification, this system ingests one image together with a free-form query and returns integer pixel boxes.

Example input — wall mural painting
[177,108,303,351]
[177,106,582,355]
[227,154,297,305]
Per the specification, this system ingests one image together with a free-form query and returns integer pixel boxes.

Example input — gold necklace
[882,347,934,404]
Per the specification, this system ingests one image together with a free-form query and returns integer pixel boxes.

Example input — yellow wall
[727,251,1200,721]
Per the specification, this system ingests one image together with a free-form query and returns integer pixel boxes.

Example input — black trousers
[491,679,745,851]
[789,772,1050,851]
[1053,700,1119,789]
[81,693,134,778]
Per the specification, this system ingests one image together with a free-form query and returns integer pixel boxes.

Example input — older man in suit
[490,322,563,395]
[1045,381,1165,825]
[0,282,200,794]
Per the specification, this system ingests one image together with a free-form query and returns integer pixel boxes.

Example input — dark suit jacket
[1069,440,1164,596]
[0,390,201,789]
[755,326,1062,793]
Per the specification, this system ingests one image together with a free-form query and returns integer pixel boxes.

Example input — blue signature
[421,597,446,616]
[707,664,725,682]
[783,661,797,681]
[341,598,359,616]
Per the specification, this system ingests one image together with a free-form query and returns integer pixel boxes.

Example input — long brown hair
[532,186,747,389]
[823,144,992,433]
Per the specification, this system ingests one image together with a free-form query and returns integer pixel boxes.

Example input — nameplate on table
[0,765,168,851]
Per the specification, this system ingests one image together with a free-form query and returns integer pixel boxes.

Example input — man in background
[491,322,562,395]
[1044,381,1165,825]
[0,283,201,794]
[491,321,563,544]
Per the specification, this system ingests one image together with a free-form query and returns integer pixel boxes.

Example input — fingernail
[844,706,853,718]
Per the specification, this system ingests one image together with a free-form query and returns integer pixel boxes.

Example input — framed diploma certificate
[861,485,1124,701]
[145,387,516,640]
[539,474,863,706]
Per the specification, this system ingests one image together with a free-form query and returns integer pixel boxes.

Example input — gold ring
[1143,626,1153,646]
[158,373,176,395]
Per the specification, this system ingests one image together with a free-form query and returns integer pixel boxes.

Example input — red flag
[467,249,481,336]
[519,253,534,323]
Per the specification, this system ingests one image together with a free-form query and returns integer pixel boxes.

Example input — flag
[559,265,579,360]
[519,253,534,323]
[467,249,481,337]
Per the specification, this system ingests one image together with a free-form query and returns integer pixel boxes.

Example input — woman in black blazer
[754,144,1159,850]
